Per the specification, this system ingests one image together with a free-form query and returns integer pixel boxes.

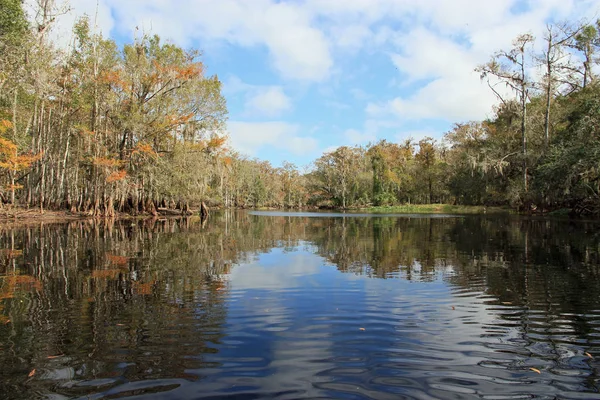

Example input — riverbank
[0,207,200,227]
[0,204,592,228]
[0,208,94,226]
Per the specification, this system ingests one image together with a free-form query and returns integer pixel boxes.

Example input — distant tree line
[1,1,599,215]
[306,19,600,215]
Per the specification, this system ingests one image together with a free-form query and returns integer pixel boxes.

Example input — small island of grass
[361,204,512,215]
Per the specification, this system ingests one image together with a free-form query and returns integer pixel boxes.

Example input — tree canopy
[0,2,599,216]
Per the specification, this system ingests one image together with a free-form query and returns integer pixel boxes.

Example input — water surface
[1,212,600,399]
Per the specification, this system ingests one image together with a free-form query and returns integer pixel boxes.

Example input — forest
[1,0,599,216]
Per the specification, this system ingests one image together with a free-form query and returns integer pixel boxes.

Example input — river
[1,211,599,399]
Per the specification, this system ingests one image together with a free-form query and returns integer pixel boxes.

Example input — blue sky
[56,0,598,168]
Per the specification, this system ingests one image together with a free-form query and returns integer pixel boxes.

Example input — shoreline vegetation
[2,203,584,228]
[0,2,599,220]
[361,204,512,215]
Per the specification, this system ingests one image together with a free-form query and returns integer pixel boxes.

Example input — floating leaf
[47,355,62,359]
[28,369,36,377]
[529,368,541,374]
[585,352,594,359]
[451,306,455,310]
[359,328,366,331]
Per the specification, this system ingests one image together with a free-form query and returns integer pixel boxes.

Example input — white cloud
[328,24,373,53]
[50,0,600,165]
[228,121,317,157]
[224,76,292,117]
[231,249,322,290]
[53,0,597,86]
[355,0,597,127]
[78,0,333,82]
[222,75,250,94]
[350,88,370,100]
[324,100,351,111]
[261,3,332,81]
[343,128,376,145]
[245,87,292,117]
[370,71,499,122]
[390,28,478,83]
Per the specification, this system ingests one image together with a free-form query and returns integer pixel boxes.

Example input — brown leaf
[451,306,455,310]
[47,355,62,359]
[28,369,36,377]
[359,328,365,331]
[585,352,594,359]
[529,368,541,374]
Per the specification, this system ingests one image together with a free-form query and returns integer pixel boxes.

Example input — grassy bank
[361,204,513,215]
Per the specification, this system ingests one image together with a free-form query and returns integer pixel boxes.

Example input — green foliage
[534,84,600,211]
[0,4,599,217]
[0,0,28,44]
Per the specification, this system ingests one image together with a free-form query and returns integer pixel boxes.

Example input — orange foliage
[99,70,128,91]
[91,269,121,279]
[0,273,42,300]
[5,184,23,191]
[0,137,42,174]
[106,169,127,183]
[106,253,129,266]
[133,281,154,295]
[207,136,227,150]
[0,120,13,133]
[145,71,159,87]
[92,157,124,169]
[174,63,203,80]
[165,113,194,126]
[0,249,23,258]
[132,143,158,159]
[79,128,95,136]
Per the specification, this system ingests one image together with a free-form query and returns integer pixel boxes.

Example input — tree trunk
[106,195,115,218]
[522,93,528,192]
[428,176,432,204]
[200,201,209,218]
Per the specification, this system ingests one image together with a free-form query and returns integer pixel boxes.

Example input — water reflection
[0,212,599,399]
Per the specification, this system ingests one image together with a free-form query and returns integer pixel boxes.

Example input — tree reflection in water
[0,212,599,398]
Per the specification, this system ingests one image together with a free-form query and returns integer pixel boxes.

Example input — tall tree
[312,146,364,209]
[571,23,598,88]
[367,139,414,205]
[415,138,437,204]
[538,23,579,146]
[477,33,535,193]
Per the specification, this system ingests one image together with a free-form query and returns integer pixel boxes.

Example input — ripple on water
[2,215,600,399]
